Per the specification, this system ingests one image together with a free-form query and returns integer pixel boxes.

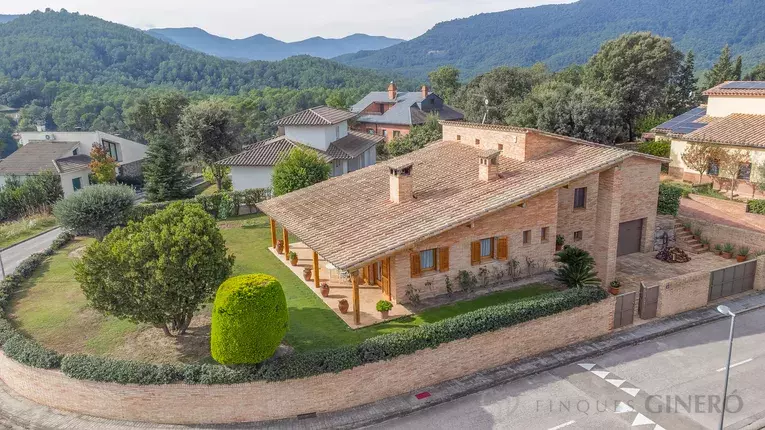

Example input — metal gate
[709,260,756,301]
[639,282,659,319]
[613,291,636,329]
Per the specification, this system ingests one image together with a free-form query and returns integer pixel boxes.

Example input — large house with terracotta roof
[219,106,383,191]
[350,82,463,143]
[258,121,664,323]
[654,81,765,192]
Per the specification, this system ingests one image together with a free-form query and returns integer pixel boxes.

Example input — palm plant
[555,261,601,288]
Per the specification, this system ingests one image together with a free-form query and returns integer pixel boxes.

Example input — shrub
[203,166,232,191]
[271,147,331,196]
[554,246,600,288]
[211,274,288,365]
[636,139,670,158]
[747,199,765,215]
[3,335,62,369]
[75,202,235,336]
[658,183,683,215]
[53,184,135,239]
[256,345,362,382]
[376,300,393,312]
[61,354,183,385]
[0,318,18,345]
[0,171,63,222]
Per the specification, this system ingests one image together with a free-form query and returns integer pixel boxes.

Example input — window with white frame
[480,238,493,258]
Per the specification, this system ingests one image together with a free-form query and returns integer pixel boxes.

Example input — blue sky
[3,0,576,42]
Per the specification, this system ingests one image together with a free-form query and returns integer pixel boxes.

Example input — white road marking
[716,358,753,372]
[548,420,576,430]
[621,387,641,397]
[578,363,596,370]
[615,402,635,414]
[654,425,666,430]
[606,378,626,387]
[632,413,654,427]
[592,370,610,379]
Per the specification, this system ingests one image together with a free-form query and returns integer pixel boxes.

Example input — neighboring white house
[218,106,383,191]
[654,81,765,193]
[0,131,148,197]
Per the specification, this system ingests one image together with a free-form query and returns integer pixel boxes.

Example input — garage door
[617,219,643,256]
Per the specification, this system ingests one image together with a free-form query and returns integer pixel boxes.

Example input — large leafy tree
[745,63,765,81]
[271,147,331,196]
[177,100,242,190]
[74,202,235,336]
[584,32,682,141]
[125,91,190,138]
[143,131,192,202]
[704,45,742,89]
[386,114,443,158]
[428,66,461,102]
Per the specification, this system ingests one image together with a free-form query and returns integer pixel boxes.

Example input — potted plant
[276,239,284,254]
[683,221,692,232]
[303,266,312,281]
[700,237,710,251]
[609,280,621,295]
[722,243,735,259]
[737,246,750,262]
[289,251,298,266]
[692,227,702,241]
[376,300,393,318]
[555,234,565,252]
[338,299,349,314]
[713,243,722,255]
[320,282,330,297]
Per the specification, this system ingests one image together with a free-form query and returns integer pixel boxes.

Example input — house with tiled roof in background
[0,131,147,196]
[258,120,664,325]
[218,106,383,191]
[654,81,765,194]
[350,82,464,143]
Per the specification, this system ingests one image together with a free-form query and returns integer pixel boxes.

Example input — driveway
[0,228,61,278]
[616,251,735,292]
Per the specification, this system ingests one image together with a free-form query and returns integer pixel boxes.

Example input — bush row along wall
[130,187,272,222]
[677,215,765,253]
[0,297,616,425]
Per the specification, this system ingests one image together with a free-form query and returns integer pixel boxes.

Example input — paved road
[0,228,61,278]
[369,307,765,430]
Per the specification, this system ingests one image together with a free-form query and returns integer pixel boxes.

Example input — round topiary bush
[211,274,288,365]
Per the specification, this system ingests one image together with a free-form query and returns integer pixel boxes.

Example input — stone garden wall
[653,214,676,251]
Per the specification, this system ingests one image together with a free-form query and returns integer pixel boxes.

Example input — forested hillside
[337,0,765,79]
[0,10,405,94]
[0,15,17,24]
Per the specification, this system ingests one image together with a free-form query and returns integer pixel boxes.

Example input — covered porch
[268,218,413,328]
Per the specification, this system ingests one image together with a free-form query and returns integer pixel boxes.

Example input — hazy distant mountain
[146,27,404,61]
[0,15,18,24]
[336,0,765,79]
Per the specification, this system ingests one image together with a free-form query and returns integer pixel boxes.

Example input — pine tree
[733,56,743,81]
[704,45,741,89]
[664,51,700,115]
[143,131,192,202]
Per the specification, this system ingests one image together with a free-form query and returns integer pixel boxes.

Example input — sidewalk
[1,291,764,430]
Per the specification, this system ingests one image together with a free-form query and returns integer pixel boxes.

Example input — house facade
[258,121,663,322]
[350,83,464,143]
[218,106,383,191]
[0,131,147,196]
[655,81,765,192]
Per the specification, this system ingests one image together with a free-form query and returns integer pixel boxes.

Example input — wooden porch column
[313,251,320,289]
[269,218,277,249]
[282,227,290,260]
[351,270,360,325]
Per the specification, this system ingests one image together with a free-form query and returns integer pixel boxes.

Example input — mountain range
[0,15,17,24]
[146,27,403,61]
[336,0,765,79]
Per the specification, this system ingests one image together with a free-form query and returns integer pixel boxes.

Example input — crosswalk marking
[615,402,634,414]
[621,387,641,397]
[632,413,654,426]
[606,378,626,387]
[592,370,610,379]
[578,363,596,370]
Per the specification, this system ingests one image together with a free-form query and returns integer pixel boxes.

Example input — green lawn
[9,213,553,363]
[0,215,58,249]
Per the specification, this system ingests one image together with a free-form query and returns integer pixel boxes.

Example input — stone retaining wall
[0,298,615,425]
[678,215,765,252]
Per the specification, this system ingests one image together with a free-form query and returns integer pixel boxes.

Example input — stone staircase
[673,221,707,254]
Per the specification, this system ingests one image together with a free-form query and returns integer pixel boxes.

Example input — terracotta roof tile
[272,106,357,126]
[53,154,91,173]
[258,140,653,270]
[0,142,78,175]
[684,114,765,148]
[703,81,765,97]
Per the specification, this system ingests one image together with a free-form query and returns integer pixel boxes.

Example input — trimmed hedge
[128,188,271,223]
[658,183,683,215]
[636,140,670,158]
[61,354,183,385]
[211,274,288,365]
[3,335,62,368]
[747,199,765,215]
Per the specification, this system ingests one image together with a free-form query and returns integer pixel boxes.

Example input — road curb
[0,226,61,253]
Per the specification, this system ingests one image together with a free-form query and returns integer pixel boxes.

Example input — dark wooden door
[617,219,644,256]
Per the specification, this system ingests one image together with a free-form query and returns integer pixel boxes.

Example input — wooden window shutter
[437,247,450,272]
[496,236,508,260]
[410,252,421,277]
[470,241,481,265]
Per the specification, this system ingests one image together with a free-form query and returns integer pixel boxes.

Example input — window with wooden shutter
[410,252,421,277]
[438,247,450,272]
[470,241,481,265]
[496,236,508,260]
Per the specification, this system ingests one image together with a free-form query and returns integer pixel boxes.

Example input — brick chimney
[389,161,414,204]
[478,149,500,182]
[421,85,429,98]
[388,81,397,100]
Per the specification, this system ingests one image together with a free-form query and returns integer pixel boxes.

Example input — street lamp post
[717,305,736,430]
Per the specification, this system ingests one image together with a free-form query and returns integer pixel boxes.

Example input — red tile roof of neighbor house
[684,114,765,148]
[272,106,357,126]
[703,81,765,97]
[258,130,663,271]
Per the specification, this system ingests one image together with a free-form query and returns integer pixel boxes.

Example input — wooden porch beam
[351,270,360,325]
[283,227,290,260]
[269,218,277,249]
[313,251,320,289]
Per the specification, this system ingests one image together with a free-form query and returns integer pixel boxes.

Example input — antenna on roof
[482,98,490,124]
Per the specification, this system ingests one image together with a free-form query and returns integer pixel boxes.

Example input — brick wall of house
[390,190,559,302]
[556,172,600,255]
[441,123,528,161]
[0,298,615,425]
[353,122,411,143]
[619,157,661,252]
[593,166,622,285]
[655,271,711,317]
[524,134,572,160]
